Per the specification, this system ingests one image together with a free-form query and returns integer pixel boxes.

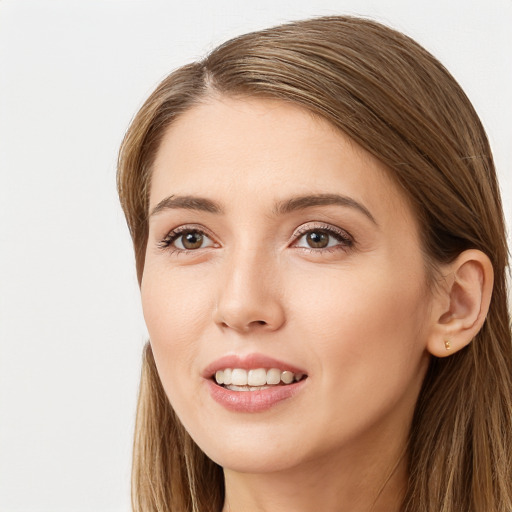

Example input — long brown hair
[117,16,512,512]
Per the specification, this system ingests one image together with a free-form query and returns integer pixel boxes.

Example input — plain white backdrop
[0,1,510,510]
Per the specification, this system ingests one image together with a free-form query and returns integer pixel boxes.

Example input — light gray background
[0,1,510,511]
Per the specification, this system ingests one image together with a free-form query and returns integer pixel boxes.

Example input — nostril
[219,320,266,329]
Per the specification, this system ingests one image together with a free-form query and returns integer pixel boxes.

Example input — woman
[117,16,512,512]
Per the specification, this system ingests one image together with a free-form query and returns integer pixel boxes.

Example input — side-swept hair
[118,16,512,512]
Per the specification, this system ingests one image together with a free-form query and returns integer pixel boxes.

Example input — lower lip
[206,378,306,413]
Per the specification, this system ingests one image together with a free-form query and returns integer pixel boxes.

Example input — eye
[175,230,214,250]
[297,230,335,249]
[159,227,217,252]
[293,224,353,251]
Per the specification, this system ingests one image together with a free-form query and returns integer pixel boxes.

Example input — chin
[207,444,303,474]
[188,421,317,474]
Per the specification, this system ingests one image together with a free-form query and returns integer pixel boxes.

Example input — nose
[213,249,286,334]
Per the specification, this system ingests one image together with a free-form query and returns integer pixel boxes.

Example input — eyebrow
[150,195,224,217]
[150,193,376,225]
[274,193,377,225]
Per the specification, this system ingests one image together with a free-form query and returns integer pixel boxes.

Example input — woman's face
[142,96,433,473]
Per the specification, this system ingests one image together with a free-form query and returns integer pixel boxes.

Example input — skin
[141,96,437,512]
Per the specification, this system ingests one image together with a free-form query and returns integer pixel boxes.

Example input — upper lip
[202,353,307,378]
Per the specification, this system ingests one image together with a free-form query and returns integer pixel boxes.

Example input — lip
[206,378,307,413]
[202,353,307,377]
[202,353,308,413]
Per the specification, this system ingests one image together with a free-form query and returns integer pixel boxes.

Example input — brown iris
[182,231,204,249]
[306,230,330,248]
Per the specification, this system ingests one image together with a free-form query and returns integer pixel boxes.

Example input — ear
[427,249,494,358]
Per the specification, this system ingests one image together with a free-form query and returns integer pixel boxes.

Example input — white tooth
[223,368,232,385]
[215,370,224,384]
[267,368,281,385]
[294,373,304,382]
[281,371,294,384]
[226,385,272,392]
[227,385,251,391]
[248,368,267,386]
[231,369,248,386]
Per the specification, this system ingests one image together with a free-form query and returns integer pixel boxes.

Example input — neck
[222,441,408,512]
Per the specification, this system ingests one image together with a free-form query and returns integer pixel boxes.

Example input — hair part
[118,15,512,512]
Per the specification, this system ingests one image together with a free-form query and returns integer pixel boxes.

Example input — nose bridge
[214,241,285,332]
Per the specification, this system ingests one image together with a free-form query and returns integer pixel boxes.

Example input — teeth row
[215,368,304,387]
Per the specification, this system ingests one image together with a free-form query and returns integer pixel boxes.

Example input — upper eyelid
[292,222,352,239]
[162,224,216,239]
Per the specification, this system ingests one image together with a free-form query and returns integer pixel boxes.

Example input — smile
[215,368,305,390]
[204,354,309,412]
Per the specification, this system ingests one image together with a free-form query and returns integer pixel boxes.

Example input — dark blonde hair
[117,16,512,512]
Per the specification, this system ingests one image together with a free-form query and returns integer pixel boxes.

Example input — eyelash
[157,223,354,255]
[292,223,354,253]
[157,225,216,254]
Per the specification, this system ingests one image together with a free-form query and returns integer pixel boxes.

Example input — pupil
[307,231,328,248]
[183,232,203,249]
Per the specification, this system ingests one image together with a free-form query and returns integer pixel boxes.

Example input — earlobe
[427,249,494,358]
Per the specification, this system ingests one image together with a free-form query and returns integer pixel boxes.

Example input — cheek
[282,264,430,449]
[140,266,213,390]
[142,261,212,328]
[289,256,428,337]
[288,258,430,395]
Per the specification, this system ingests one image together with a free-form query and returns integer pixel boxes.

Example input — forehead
[150,96,413,225]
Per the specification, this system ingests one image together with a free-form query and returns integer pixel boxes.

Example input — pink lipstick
[203,354,308,413]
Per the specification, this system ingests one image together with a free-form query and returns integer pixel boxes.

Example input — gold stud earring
[444,340,451,351]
